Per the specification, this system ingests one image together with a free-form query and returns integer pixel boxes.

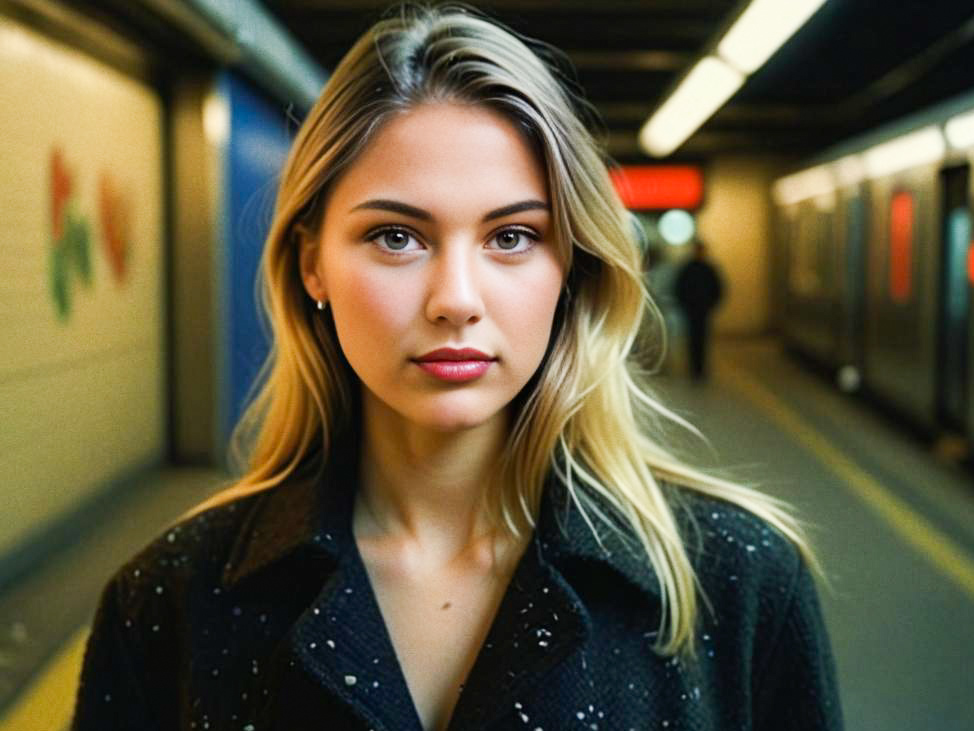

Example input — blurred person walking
[675,240,724,381]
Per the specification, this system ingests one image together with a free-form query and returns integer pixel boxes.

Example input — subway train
[772,91,974,443]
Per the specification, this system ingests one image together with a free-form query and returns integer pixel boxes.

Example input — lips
[412,348,496,382]
[413,348,495,362]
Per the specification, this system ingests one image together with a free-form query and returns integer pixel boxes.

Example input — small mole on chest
[441,602,452,610]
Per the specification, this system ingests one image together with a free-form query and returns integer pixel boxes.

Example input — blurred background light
[944,108,974,150]
[639,56,744,157]
[772,165,834,206]
[641,0,828,158]
[717,0,829,74]
[609,165,704,210]
[863,126,946,179]
[834,155,866,187]
[203,90,230,146]
[658,209,696,246]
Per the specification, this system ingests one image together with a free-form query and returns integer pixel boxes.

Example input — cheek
[493,256,565,361]
[327,265,415,356]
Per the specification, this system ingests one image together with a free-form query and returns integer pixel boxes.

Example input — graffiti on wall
[49,147,131,320]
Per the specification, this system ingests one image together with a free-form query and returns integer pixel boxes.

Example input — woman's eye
[490,228,536,252]
[368,228,419,252]
[366,226,536,254]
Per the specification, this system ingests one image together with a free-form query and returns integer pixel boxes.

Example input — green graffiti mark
[49,203,92,321]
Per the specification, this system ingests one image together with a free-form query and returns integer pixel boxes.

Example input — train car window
[938,163,971,427]
[845,197,866,298]
[889,190,914,303]
[945,208,971,320]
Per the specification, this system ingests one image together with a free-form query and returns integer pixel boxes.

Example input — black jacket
[72,450,843,731]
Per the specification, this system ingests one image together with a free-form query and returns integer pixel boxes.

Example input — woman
[72,4,842,730]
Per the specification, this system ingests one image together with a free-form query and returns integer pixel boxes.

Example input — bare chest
[358,549,519,731]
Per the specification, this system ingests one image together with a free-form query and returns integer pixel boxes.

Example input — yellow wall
[0,17,165,554]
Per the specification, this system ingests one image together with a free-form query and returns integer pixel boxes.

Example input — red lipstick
[413,348,496,382]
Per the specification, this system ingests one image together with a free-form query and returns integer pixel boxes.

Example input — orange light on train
[609,166,704,211]
[889,191,914,303]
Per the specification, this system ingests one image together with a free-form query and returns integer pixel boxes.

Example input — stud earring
[316,300,326,311]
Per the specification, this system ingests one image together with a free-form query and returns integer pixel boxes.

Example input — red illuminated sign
[609,166,704,211]
[889,191,914,303]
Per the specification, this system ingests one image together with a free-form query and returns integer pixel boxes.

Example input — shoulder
[104,489,268,612]
[666,487,807,623]
[666,489,842,725]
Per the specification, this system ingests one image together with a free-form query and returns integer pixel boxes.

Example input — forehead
[325,103,548,213]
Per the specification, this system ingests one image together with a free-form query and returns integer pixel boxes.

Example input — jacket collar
[222,442,662,606]
[222,443,663,731]
[221,455,340,590]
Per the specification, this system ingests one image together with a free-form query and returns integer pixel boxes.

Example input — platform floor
[1,337,972,730]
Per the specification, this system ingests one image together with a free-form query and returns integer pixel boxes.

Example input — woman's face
[301,103,566,433]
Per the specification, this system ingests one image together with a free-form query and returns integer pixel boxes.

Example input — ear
[296,223,327,304]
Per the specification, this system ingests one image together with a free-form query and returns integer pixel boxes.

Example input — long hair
[182,3,821,657]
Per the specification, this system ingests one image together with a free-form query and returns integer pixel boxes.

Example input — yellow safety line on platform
[0,625,88,731]
[719,360,974,602]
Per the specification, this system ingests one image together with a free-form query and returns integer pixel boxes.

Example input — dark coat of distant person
[674,243,724,320]
[675,242,725,380]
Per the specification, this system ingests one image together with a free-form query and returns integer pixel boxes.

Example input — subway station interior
[2,0,974,728]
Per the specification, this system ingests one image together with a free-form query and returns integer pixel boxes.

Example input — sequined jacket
[71,449,843,731]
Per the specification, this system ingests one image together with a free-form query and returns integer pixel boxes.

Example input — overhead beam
[567,50,691,71]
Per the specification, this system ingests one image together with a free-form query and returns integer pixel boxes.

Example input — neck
[353,391,511,565]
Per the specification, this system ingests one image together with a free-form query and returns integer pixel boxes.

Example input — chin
[363,384,512,434]
[417,410,498,433]
[408,397,508,433]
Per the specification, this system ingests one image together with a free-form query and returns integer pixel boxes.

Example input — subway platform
[0,338,972,730]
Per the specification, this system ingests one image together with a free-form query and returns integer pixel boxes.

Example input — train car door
[937,165,971,430]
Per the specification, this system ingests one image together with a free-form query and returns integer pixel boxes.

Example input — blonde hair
[183,3,821,658]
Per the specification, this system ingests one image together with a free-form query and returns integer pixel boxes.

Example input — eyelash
[363,225,540,257]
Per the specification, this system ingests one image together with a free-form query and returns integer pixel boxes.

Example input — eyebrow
[349,198,550,222]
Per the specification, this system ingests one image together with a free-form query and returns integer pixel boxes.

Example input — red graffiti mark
[51,148,72,241]
[99,172,129,282]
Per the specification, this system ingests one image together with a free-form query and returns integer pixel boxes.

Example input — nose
[424,243,485,327]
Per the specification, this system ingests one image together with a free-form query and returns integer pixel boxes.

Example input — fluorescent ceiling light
[772,165,834,206]
[639,56,744,157]
[945,109,974,150]
[718,0,828,74]
[863,126,946,179]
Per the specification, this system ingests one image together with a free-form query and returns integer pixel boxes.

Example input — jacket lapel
[445,535,590,730]
[446,479,662,730]
[221,446,662,731]
[221,444,421,730]
[278,538,426,731]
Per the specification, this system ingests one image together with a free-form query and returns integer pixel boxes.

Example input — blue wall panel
[220,71,294,452]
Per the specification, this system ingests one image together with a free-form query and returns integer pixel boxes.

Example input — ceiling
[262,0,974,165]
